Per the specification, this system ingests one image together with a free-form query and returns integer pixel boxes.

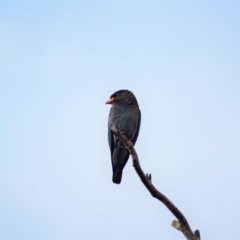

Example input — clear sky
[0,2,240,240]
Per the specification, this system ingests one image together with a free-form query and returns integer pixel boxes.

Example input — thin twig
[111,127,200,240]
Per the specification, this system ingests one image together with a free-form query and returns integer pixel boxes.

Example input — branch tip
[146,173,152,182]
[195,230,200,239]
[172,220,181,231]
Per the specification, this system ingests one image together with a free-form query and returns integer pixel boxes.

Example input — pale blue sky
[0,2,240,240]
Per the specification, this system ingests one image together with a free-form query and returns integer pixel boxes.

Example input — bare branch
[111,127,200,240]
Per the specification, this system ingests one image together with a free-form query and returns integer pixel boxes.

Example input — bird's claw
[116,128,121,133]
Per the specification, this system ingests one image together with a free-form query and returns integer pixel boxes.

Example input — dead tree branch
[111,127,200,240]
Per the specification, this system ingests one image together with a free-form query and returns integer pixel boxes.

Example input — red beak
[105,97,115,104]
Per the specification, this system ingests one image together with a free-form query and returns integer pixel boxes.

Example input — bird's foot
[116,128,124,135]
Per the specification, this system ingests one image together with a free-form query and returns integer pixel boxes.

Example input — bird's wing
[132,108,141,145]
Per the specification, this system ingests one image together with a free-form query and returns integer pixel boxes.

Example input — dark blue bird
[106,90,141,184]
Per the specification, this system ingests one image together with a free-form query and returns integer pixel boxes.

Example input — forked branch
[111,127,200,240]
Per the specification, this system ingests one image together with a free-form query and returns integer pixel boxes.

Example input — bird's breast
[109,105,139,139]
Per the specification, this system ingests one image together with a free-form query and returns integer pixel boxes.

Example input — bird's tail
[112,169,122,184]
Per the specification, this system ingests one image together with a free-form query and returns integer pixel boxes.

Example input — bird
[105,90,141,184]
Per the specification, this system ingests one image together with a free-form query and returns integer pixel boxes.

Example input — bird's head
[105,90,138,106]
